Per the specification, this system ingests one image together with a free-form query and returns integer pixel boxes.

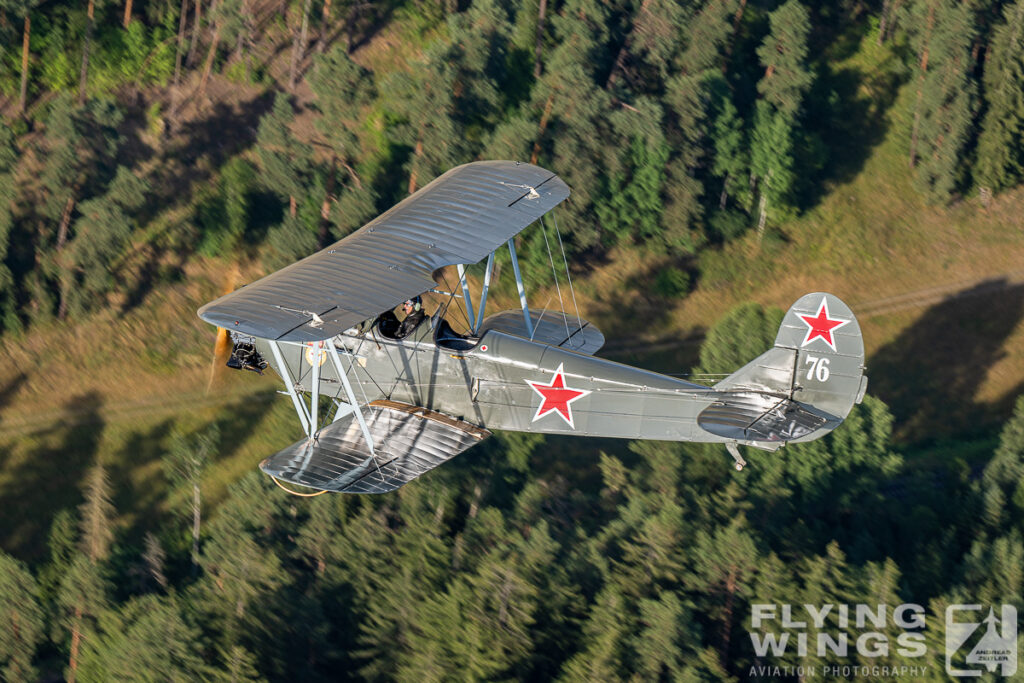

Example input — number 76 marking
[804,356,831,382]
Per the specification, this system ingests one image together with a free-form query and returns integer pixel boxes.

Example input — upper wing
[198,161,570,342]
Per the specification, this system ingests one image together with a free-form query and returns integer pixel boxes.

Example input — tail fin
[704,293,867,445]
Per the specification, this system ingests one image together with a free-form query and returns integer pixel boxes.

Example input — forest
[0,0,1023,679]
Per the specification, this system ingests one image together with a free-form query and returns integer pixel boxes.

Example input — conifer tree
[712,97,749,212]
[76,594,205,681]
[749,0,812,231]
[256,93,312,219]
[558,586,629,681]
[384,48,466,195]
[908,0,977,201]
[975,0,1024,193]
[164,424,218,574]
[79,463,115,564]
[307,47,378,237]
[58,555,110,683]
[38,96,122,319]
[11,0,39,113]
[59,463,116,683]
[0,127,19,333]
[0,552,44,681]
[980,396,1024,530]
[661,0,737,249]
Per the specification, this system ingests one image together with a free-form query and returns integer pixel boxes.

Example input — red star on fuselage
[526,364,591,429]
[798,297,850,351]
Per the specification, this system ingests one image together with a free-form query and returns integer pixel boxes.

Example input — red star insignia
[526,363,591,429]
[798,297,851,351]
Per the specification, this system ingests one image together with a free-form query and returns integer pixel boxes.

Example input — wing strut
[507,238,534,339]
[267,340,312,436]
[456,264,476,334]
[325,338,376,455]
[475,251,495,331]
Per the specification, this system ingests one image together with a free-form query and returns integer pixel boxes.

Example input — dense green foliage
[1,0,1023,679]
[0,0,1022,333]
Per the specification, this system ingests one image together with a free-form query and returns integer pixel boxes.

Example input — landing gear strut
[726,442,747,471]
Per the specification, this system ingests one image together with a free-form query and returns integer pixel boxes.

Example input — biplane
[198,161,868,494]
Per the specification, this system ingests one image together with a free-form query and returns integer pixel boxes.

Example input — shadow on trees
[0,372,29,421]
[115,94,157,171]
[798,54,905,210]
[869,279,1024,444]
[0,391,105,561]
[156,92,276,204]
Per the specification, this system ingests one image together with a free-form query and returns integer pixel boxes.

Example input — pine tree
[690,515,761,669]
[632,591,700,680]
[38,95,123,319]
[76,594,206,681]
[662,0,738,249]
[974,0,1024,193]
[383,47,467,194]
[163,424,218,574]
[59,555,110,683]
[755,0,814,117]
[908,0,978,201]
[0,552,44,681]
[256,93,313,218]
[11,0,40,113]
[79,463,115,564]
[0,127,19,333]
[594,100,671,246]
[195,513,284,655]
[59,463,116,683]
[307,47,378,238]
[712,97,749,212]
[557,586,629,681]
[749,0,812,231]
[980,396,1024,530]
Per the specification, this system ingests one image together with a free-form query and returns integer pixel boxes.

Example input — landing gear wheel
[726,442,747,472]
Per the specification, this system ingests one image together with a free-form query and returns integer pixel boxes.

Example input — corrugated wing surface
[199,161,569,341]
[481,309,605,355]
[260,402,490,493]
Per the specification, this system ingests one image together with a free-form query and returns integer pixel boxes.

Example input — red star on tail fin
[798,297,851,352]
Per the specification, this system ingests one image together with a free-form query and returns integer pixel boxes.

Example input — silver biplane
[198,161,868,494]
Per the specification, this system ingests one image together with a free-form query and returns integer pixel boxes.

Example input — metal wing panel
[480,309,606,355]
[259,401,490,493]
[200,161,569,342]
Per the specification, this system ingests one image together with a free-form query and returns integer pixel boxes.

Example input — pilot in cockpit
[375,294,427,339]
[397,296,425,338]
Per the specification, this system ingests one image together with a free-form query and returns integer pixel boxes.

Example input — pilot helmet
[404,295,422,312]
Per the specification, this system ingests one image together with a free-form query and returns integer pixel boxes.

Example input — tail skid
[698,293,867,468]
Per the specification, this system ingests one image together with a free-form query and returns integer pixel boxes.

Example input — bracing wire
[439,269,474,334]
[539,215,572,340]
[551,210,584,335]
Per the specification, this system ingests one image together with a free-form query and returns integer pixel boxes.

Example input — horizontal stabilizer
[260,401,490,493]
[698,393,834,443]
[481,309,605,355]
